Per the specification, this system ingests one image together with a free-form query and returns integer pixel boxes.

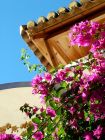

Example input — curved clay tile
[47,11,58,20]
[68,1,81,10]
[27,21,37,29]
[37,16,48,24]
[58,7,69,14]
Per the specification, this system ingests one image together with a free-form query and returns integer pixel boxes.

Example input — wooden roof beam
[31,38,58,68]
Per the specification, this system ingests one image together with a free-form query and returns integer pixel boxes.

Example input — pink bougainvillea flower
[32,75,42,87]
[53,97,60,103]
[93,51,103,59]
[86,117,90,122]
[33,107,38,114]
[93,125,103,139]
[32,131,44,140]
[69,119,78,129]
[44,72,52,82]
[13,134,21,140]
[83,132,93,140]
[77,111,84,119]
[82,92,87,99]
[40,94,46,104]
[69,106,76,115]
[33,123,38,131]
[26,112,30,117]
[38,84,48,95]
[55,69,66,82]
[46,107,56,117]
[32,88,39,94]
[40,106,45,112]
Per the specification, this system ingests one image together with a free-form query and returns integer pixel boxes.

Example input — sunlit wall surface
[0,82,42,126]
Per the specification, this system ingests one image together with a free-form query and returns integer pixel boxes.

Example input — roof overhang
[20,0,105,70]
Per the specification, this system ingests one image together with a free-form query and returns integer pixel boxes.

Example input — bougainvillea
[29,21,105,140]
[1,20,105,140]
[0,133,21,140]
[19,20,105,140]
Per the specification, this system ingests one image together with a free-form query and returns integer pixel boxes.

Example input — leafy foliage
[21,48,46,73]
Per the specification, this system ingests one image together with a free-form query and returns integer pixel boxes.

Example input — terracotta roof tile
[27,21,37,29]
[57,7,69,14]
[37,16,48,24]
[20,0,105,37]
[47,11,58,20]
[68,1,81,9]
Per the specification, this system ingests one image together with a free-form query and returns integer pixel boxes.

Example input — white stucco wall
[0,84,42,126]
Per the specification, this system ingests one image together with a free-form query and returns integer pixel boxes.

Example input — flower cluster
[32,68,72,95]
[32,74,49,95]
[69,20,105,52]
[0,134,21,140]
[28,21,105,140]
[32,131,44,140]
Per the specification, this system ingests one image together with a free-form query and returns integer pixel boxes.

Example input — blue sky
[0,0,73,84]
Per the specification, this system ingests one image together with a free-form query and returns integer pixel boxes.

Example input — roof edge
[0,82,31,90]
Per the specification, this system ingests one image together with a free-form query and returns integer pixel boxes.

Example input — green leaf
[26,126,34,139]
[49,101,58,110]
[47,123,54,132]
[20,48,46,73]
[41,111,46,117]
[84,111,88,119]
[60,81,68,88]
[76,65,81,70]
[88,52,93,59]
[56,87,63,94]
[57,64,64,69]
[21,56,25,60]
[56,108,61,116]
[32,117,41,124]
[49,67,56,74]
[90,114,94,123]
[58,127,65,136]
